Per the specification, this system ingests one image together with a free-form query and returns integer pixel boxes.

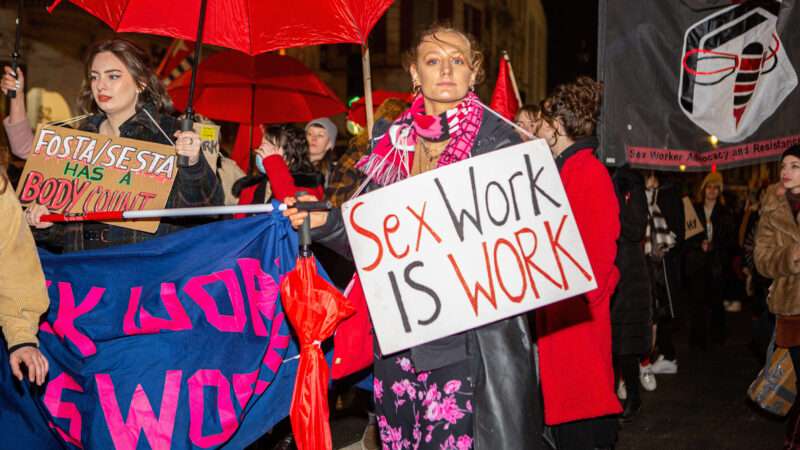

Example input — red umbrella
[168,50,345,171]
[346,90,411,127]
[48,0,394,56]
[168,50,346,125]
[49,0,395,141]
[281,223,354,450]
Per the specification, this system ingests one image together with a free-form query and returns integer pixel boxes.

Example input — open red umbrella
[168,50,345,171]
[48,0,393,56]
[281,222,354,450]
[168,50,345,125]
[49,0,395,140]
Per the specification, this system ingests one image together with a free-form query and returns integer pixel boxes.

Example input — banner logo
[678,1,797,143]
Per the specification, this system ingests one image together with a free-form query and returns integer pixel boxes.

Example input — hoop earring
[412,81,421,95]
[469,85,475,92]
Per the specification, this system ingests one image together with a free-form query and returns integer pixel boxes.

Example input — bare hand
[173,130,201,166]
[1,66,23,96]
[283,195,328,230]
[25,204,54,229]
[256,138,283,159]
[10,346,49,386]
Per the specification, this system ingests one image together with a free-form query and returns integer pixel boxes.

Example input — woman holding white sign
[1,39,223,251]
[285,24,543,450]
[533,77,622,449]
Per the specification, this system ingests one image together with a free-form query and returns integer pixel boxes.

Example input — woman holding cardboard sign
[284,24,543,449]
[533,77,622,449]
[1,39,222,252]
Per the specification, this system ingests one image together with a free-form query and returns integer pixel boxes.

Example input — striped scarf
[645,188,677,257]
[356,92,483,186]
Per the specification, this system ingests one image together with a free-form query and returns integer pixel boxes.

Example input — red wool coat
[536,147,623,425]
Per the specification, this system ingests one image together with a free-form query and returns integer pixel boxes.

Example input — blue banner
[0,211,305,449]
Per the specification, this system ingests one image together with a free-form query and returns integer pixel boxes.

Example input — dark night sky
[541,1,599,90]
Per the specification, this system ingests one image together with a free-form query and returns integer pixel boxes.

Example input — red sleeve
[561,153,620,304]
[263,155,299,201]
[234,184,256,219]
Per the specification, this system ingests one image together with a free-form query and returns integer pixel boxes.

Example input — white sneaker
[639,363,657,391]
[650,355,678,374]
[617,379,627,400]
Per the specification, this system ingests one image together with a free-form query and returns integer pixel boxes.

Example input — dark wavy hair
[402,23,486,88]
[263,125,315,173]
[77,39,171,115]
[541,76,602,140]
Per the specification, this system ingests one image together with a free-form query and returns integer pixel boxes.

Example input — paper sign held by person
[16,126,177,233]
[343,139,597,355]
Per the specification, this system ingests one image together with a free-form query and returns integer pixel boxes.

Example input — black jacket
[610,167,652,356]
[35,104,224,252]
[312,108,545,449]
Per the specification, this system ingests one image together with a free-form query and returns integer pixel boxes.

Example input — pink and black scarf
[356,92,484,186]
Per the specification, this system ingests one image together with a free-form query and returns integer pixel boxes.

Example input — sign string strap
[142,109,175,146]
[46,114,91,128]
[473,99,535,140]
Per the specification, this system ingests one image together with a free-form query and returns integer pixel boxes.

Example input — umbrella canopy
[281,256,354,450]
[48,0,394,55]
[168,50,346,125]
[346,90,411,127]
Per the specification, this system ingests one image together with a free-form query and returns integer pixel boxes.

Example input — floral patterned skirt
[373,352,474,450]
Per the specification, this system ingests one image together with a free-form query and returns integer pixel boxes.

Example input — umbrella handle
[177,116,193,167]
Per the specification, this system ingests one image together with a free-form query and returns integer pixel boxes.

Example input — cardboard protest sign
[683,196,705,240]
[16,125,178,233]
[342,139,597,355]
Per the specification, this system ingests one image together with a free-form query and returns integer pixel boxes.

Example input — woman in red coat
[534,77,622,449]
[233,125,324,214]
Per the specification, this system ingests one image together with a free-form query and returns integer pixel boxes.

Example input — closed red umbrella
[281,221,354,450]
[168,50,346,125]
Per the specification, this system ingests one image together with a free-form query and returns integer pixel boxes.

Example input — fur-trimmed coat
[755,183,800,315]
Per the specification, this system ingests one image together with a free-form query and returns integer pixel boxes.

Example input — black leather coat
[311,109,545,449]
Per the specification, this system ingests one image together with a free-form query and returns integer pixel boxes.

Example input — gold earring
[412,80,421,94]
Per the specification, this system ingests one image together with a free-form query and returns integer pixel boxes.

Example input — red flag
[490,54,521,121]
[155,39,194,86]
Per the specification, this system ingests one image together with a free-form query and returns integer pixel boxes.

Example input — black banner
[598,0,800,171]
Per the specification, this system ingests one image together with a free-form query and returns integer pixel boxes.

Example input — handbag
[748,331,796,416]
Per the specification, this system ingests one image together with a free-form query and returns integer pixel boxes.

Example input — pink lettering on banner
[43,373,85,448]
[53,282,103,357]
[232,370,259,408]
[188,369,239,447]
[184,269,247,332]
[238,258,279,336]
[96,371,182,450]
[123,284,192,335]
[263,312,290,375]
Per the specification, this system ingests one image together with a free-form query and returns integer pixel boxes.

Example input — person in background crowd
[514,103,541,141]
[233,124,323,210]
[1,39,223,251]
[326,98,407,208]
[0,152,49,386]
[534,76,622,449]
[754,144,800,448]
[741,183,773,356]
[305,117,338,187]
[684,171,735,349]
[284,23,544,449]
[643,172,683,375]
[610,166,653,422]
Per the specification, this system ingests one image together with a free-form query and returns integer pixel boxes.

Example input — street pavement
[327,306,785,450]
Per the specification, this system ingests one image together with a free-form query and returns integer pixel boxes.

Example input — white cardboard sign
[342,139,597,355]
